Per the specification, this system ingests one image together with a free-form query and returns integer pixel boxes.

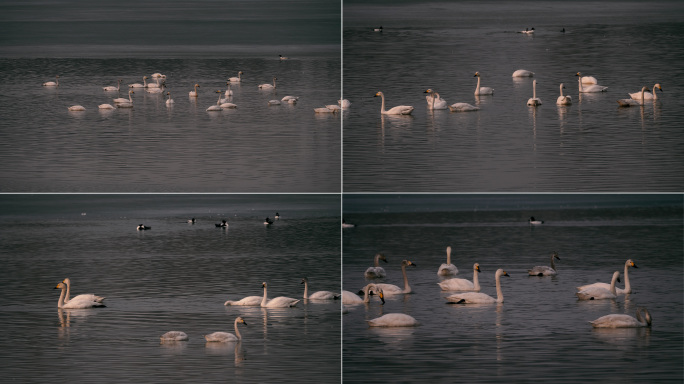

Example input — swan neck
[623,262,631,293]
[550,256,556,271]
[261,284,268,306]
[374,254,380,267]
[234,318,242,340]
[533,81,537,99]
[652,84,658,99]
[495,272,504,303]
[473,267,480,290]
[401,263,411,293]
[363,285,371,303]
[64,280,71,302]
[560,84,564,97]
[379,93,386,113]
[578,77,583,92]
[303,280,309,299]
[610,274,618,295]
[476,76,481,92]
[57,285,67,308]
[446,247,451,265]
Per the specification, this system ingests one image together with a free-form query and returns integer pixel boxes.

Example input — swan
[129,76,147,88]
[576,73,607,92]
[224,295,261,306]
[367,313,419,327]
[55,279,105,309]
[228,71,243,83]
[512,69,534,77]
[103,79,122,91]
[220,102,237,109]
[275,213,280,220]
[342,219,355,228]
[207,92,223,111]
[43,75,59,86]
[577,259,638,294]
[301,277,340,300]
[325,104,341,111]
[439,263,481,291]
[618,86,649,107]
[374,260,416,295]
[279,54,289,60]
[258,77,277,89]
[528,251,560,276]
[260,282,299,308]
[189,84,200,97]
[424,89,448,110]
[374,91,414,115]
[113,90,134,104]
[160,331,188,341]
[474,72,494,95]
[98,104,115,109]
[364,253,388,278]
[282,96,298,102]
[446,268,509,304]
[556,83,572,105]
[576,271,620,300]
[338,99,351,109]
[578,75,598,85]
[187,218,195,224]
[224,83,234,97]
[529,216,544,225]
[342,284,385,305]
[146,82,165,94]
[67,105,85,111]
[137,224,150,230]
[437,246,459,276]
[150,73,166,79]
[527,79,542,106]
[590,307,652,328]
[205,317,247,342]
[145,76,161,89]
[314,107,336,113]
[448,102,479,112]
[165,92,174,106]
[629,83,662,100]
[268,100,281,105]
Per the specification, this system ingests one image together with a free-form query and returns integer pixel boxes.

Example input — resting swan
[529,216,544,225]
[67,105,85,111]
[439,263,481,291]
[189,84,200,97]
[618,86,648,107]
[446,268,509,304]
[512,69,534,77]
[301,277,340,300]
[260,282,299,307]
[374,260,416,295]
[437,246,459,276]
[55,279,105,308]
[374,91,414,115]
[365,253,388,278]
[205,317,247,342]
[577,259,638,294]
[629,83,662,100]
[448,102,479,112]
[424,89,448,110]
[528,252,560,276]
[527,79,542,106]
[128,76,147,88]
[556,83,572,105]
[474,72,494,95]
[338,99,351,109]
[576,271,620,300]
[367,313,419,327]
[590,307,652,328]
[43,75,59,86]
[258,77,277,89]
[160,331,188,342]
[342,284,385,305]
[98,104,115,109]
[576,73,607,93]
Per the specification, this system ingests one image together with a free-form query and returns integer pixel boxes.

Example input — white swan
[439,263,481,291]
[342,219,355,228]
[518,27,535,34]
[618,86,648,107]
[590,307,652,328]
[556,83,572,105]
[43,75,59,86]
[160,331,188,342]
[437,246,459,276]
[228,71,243,83]
[282,95,298,103]
[424,89,448,110]
[367,313,419,327]
[577,259,638,294]
[129,76,147,88]
[301,277,340,300]
[446,268,509,304]
[474,72,494,95]
[338,99,351,109]
[220,102,237,109]
[258,77,277,89]
[576,271,620,300]
[224,295,262,306]
[205,317,247,342]
[260,282,300,308]
[98,104,115,109]
[527,79,542,106]
[341,284,385,305]
[578,75,598,85]
[374,260,416,295]
[512,69,534,77]
[165,92,174,106]
[55,279,105,308]
[529,216,544,225]
[67,105,85,111]
[269,100,282,105]
[150,73,166,79]
[145,76,161,89]
[189,84,200,97]
[103,79,122,91]
[207,92,223,111]
[146,83,165,94]
[576,73,607,92]
[113,90,134,104]
[314,107,336,113]
[528,252,560,276]
[374,91,414,115]
[448,102,479,112]
[364,253,388,278]
[224,83,234,97]
[629,83,662,100]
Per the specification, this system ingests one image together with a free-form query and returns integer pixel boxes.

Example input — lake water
[343,0,684,191]
[0,0,341,192]
[342,194,683,382]
[0,194,341,383]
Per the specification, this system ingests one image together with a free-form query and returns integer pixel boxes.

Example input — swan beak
[378,292,385,304]
[374,92,380,97]
[632,262,638,268]
[503,271,510,277]
[243,320,248,326]
[408,261,416,267]
[475,266,481,273]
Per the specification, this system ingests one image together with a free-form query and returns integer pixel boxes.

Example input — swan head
[236,316,247,326]
[374,92,383,97]
[552,252,560,260]
[495,269,510,278]
[474,72,481,77]
[627,259,638,268]
[402,260,416,267]
[376,253,388,263]
[474,263,481,273]
[301,277,308,284]
[424,89,434,94]
[375,287,385,304]
[55,282,66,289]
[654,83,662,91]
[637,308,652,326]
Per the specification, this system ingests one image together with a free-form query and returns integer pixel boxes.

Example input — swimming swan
[556,83,572,105]
[576,73,607,93]
[439,263,481,291]
[165,92,174,105]
[424,89,448,110]
[374,260,416,295]
[301,277,340,300]
[374,91,414,115]
[342,284,385,305]
[448,102,479,112]
[160,331,188,342]
[113,90,134,104]
[228,71,243,83]
[258,77,277,89]
[205,317,247,342]
[260,282,300,308]
[207,92,223,111]
[618,86,648,107]
[629,83,662,100]
[576,271,620,300]
[189,84,200,97]
[527,79,542,106]
[365,253,388,278]
[128,76,147,88]
[338,99,351,109]
[437,246,459,276]
[67,105,86,111]
[43,75,59,86]
[98,104,115,110]
[55,279,105,309]
[446,268,509,304]
[474,72,494,95]
[528,251,560,276]
[367,313,419,327]
[577,259,638,294]
[512,69,534,77]
[103,79,122,91]
[590,307,652,328]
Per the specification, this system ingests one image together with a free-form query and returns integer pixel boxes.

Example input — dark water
[343,0,684,191]
[0,195,341,383]
[343,194,683,382]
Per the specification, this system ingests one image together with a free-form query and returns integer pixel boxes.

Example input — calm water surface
[343,194,683,382]
[0,195,341,383]
[343,1,684,191]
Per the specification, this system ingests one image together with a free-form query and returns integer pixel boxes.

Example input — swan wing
[204,332,238,342]
[590,314,641,328]
[438,278,475,291]
[385,105,414,115]
[373,283,403,295]
[341,290,363,304]
[308,291,340,300]
[446,292,495,304]
[161,331,188,341]
[224,295,262,306]
[448,103,479,112]
[528,266,556,276]
[437,263,459,276]
[367,313,418,327]
[264,296,300,307]
[576,287,615,300]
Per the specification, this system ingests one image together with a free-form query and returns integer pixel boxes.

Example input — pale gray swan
[367,313,418,327]
[160,331,188,342]
[576,73,607,93]
[528,252,560,276]
[260,282,299,308]
[301,277,340,300]
[556,83,572,105]
[374,91,414,115]
[474,72,494,95]
[365,253,388,278]
[527,79,542,106]
[437,246,459,276]
[43,75,59,86]
[55,279,105,309]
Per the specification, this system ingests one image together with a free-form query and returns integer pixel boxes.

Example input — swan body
[556,83,572,105]
[367,313,418,327]
[189,84,200,97]
[342,284,384,305]
[437,246,459,276]
[205,317,247,342]
[113,90,134,104]
[68,105,85,111]
[576,271,620,300]
[301,277,340,300]
[579,75,598,85]
[117,102,133,108]
[629,83,661,100]
[528,252,560,276]
[374,260,416,295]
[165,92,174,105]
[448,102,479,112]
[314,107,336,113]
[512,69,534,77]
[364,253,388,278]
[228,71,243,83]
[282,96,298,102]
[43,75,59,86]
[220,103,237,109]
[342,220,355,228]
[129,77,147,88]
[338,99,351,109]
[424,89,448,110]
[474,72,494,95]
[258,77,277,89]
[529,216,544,225]
[145,77,161,88]
[224,296,261,306]
[55,279,105,309]
[146,84,165,94]
[527,79,542,106]
[150,73,166,79]
[160,331,188,341]
[98,104,115,109]
[260,282,299,308]
[207,92,223,111]
[576,73,607,93]
[590,308,652,328]
[446,268,509,304]
[374,91,414,115]
[223,83,233,97]
[618,86,648,107]
[373,26,383,32]
[268,100,281,105]
[577,259,638,294]
[103,79,122,91]
[439,263,481,291]
[325,104,341,111]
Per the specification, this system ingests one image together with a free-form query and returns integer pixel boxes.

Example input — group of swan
[54,278,106,309]
[160,316,247,343]
[225,279,338,306]
[528,252,560,276]
[373,259,416,295]
[577,259,638,295]
[315,99,350,114]
[575,259,638,301]
[425,89,479,112]
[619,83,663,108]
